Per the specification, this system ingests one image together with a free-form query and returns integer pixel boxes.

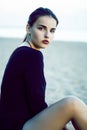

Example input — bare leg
[22,96,87,130]
[71,97,87,130]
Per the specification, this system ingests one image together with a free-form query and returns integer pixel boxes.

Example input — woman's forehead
[34,16,57,27]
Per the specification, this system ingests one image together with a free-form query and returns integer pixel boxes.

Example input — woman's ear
[26,24,31,34]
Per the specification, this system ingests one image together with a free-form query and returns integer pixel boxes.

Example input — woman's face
[29,16,57,50]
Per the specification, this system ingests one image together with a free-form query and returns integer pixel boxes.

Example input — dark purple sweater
[0,46,48,130]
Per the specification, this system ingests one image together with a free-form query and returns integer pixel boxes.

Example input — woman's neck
[27,41,40,51]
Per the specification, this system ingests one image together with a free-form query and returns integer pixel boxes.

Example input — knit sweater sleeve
[22,48,48,116]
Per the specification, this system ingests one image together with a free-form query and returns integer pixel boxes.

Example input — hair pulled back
[23,7,59,42]
[28,7,58,27]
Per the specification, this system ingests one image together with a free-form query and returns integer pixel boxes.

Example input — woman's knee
[52,96,80,118]
[63,96,86,114]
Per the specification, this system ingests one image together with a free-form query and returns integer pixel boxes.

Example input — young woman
[0,7,87,130]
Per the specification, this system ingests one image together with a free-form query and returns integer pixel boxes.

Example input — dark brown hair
[23,7,59,42]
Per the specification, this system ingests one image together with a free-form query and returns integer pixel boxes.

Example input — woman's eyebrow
[38,24,56,30]
[38,24,47,29]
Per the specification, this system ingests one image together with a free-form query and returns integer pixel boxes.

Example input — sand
[0,37,87,129]
[0,37,87,105]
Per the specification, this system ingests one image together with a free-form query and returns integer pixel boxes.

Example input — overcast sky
[0,0,87,41]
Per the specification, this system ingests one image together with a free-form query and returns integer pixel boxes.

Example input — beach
[0,37,87,104]
[0,37,87,130]
[44,40,87,105]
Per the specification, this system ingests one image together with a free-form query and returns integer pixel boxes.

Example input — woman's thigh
[22,97,76,130]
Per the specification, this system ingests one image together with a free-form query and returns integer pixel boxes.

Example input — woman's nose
[44,31,49,38]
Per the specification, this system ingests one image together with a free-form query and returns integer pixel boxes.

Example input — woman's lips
[42,40,49,44]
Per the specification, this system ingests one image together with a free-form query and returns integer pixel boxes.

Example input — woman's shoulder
[11,43,43,59]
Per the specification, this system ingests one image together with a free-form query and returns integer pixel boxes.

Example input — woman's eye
[51,29,56,33]
[38,27,43,30]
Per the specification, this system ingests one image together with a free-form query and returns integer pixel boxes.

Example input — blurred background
[0,0,87,105]
[0,0,87,41]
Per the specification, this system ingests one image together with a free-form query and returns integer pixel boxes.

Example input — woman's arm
[24,49,48,116]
